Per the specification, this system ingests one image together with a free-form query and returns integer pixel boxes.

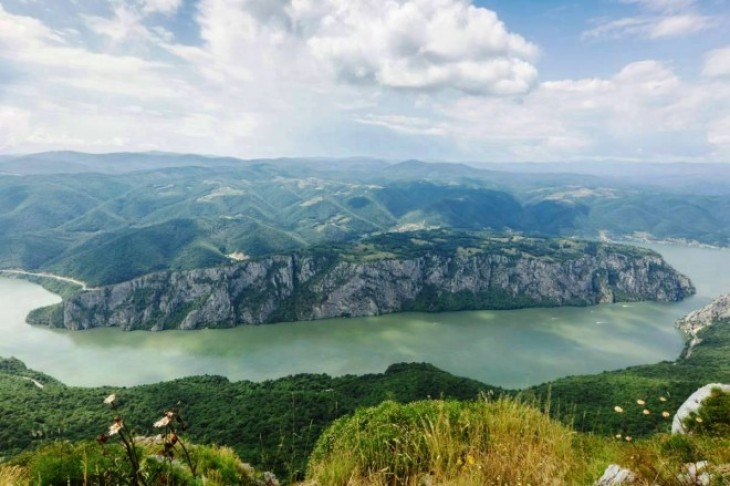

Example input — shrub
[684,388,730,437]
[308,397,577,485]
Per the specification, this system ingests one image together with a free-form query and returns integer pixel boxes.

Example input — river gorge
[1,244,728,389]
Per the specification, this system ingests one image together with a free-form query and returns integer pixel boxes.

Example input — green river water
[1,244,728,389]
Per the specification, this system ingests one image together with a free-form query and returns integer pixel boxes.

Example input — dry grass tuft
[0,465,28,486]
[308,397,579,485]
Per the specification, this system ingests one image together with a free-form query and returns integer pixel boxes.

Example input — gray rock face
[595,464,637,486]
[57,248,694,331]
[676,294,730,357]
[677,294,730,334]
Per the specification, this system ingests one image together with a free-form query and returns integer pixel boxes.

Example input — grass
[2,440,273,486]
[306,397,730,486]
[308,398,578,485]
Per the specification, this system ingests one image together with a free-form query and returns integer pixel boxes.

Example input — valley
[0,243,726,389]
[3,1,730,482]
[2,155,730,290]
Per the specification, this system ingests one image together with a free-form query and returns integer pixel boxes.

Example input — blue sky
[0,0,729,163]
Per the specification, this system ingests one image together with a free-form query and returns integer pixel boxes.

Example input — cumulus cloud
[181,0,539,95]
[427,59,730,161]
[584,0,714,40]
[703,45,730,78]
[0,1,728,163]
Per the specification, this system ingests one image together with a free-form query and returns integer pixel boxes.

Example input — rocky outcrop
[672,384,730,434]
[676,294,730,357]
[46,244,694,331]
[594,464,637,486]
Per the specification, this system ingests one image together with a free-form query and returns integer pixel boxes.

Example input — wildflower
[695,417,703,423]
[642,409,651,415]
[659,397,667,402]
[614,406,624,413]
[625,436,632,442]
[103,394,117,406]
[662,411,671,418]
[170,433,178,445]
[153,415,172,428]
[615,434,622,439]
[108,419,123,436]
[467,454,476,466]
[636,399,646,406]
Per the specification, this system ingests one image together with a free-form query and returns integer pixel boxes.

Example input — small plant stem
[118,428,145,486]
[175,436,197,476]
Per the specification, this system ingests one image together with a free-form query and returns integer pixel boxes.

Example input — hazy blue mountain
[1,152,728,285]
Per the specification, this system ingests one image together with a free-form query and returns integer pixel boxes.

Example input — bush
[684,387,730,437]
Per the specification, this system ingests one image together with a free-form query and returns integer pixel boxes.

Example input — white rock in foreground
[595,464,637,485]
[672,384,730,434]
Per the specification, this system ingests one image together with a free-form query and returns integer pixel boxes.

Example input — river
[0,244,728,389]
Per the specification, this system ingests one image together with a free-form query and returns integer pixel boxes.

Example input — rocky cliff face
[676,293,730,357]
[47,244,694,331]
[677,294,730,334]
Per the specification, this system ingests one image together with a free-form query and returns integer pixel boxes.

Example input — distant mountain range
[1,152,729,286]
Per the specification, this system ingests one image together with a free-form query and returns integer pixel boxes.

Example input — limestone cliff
[676,293,730,357]
[36,235,694,331]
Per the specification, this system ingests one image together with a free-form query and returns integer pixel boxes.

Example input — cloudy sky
[0,0,729,163]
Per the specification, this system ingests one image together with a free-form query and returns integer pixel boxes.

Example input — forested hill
[1,154,730,287]
[2,295,730,480]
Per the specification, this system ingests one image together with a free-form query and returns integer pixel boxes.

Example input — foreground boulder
[672,384,730,434]
[594,464,637,486]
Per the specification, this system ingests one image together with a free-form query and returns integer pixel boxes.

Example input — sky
[0,0,729,163]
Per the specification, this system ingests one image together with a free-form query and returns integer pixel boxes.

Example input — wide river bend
[0,244,728,389]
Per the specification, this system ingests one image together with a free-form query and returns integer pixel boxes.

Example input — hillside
[28,232,694,331]
[3,293,730,481]
[0,360,497,481]
[1,154,730,288]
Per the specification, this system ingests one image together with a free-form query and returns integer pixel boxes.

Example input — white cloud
[181,0,539,96]
[584,0,714,40]
[0,1,728,163]
[647,13,711,38]
[84,5,152,43]
[0,107,31,151]
[619,0,696,13]
[354,114,449,136]
[426,59,730,161]
[703,45,730,78]
[141,0,182,15]
[708,116,730,147]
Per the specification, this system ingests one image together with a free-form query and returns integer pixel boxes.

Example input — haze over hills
[1,152,729,287]
[4,152,730,193]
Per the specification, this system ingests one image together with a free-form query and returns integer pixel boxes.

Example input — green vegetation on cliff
[535,319,730,437]
[3,156,730,288]
[37,230,694,331]
[0,361,498,481]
